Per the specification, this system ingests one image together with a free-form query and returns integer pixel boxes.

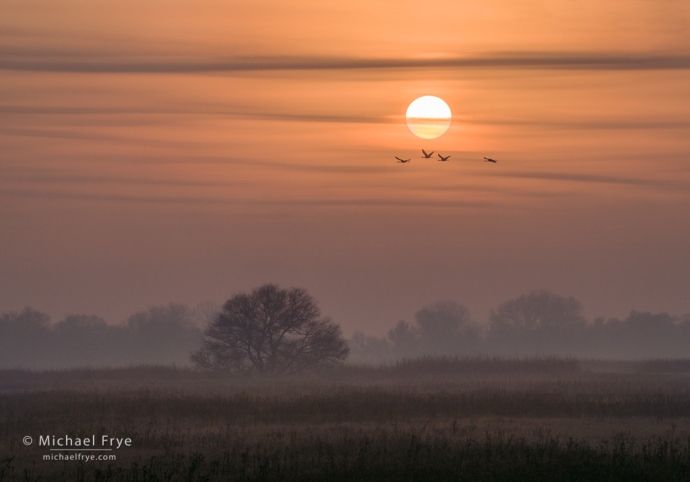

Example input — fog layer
[2,291,689,369]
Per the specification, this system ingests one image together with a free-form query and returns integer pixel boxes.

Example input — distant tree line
[349,291,690,362]
[0,303,210,369]
[2,288,690,369]
[0,284,349,373]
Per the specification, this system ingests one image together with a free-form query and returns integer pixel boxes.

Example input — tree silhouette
[415,300,475,353]
[488,290,586,354]
[489,290,584,332]
[126,303,202,365]
[387,320,419,357]
[0,307,51,368]
[191,284,348,374]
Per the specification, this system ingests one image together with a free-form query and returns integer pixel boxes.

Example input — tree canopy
[192,284,348,374]
[489,290,585,332]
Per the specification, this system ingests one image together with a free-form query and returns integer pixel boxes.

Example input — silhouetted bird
[484,157,497,163]
[396,156,411,163]
[421,149,434,158]
[437,154,451,162]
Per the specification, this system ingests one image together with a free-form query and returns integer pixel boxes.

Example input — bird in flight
[421,149,434,158]
[484,157,497,163]
[437,154,451,162]
[396,156,411,163]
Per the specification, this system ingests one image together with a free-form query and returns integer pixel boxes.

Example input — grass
[3,424,690,481]
[2,357,690,481]
[637,359,690,373]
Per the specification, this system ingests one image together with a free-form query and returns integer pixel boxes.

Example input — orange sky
[1,0,690,333]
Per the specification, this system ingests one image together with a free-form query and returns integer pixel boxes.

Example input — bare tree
[191,284,349,374]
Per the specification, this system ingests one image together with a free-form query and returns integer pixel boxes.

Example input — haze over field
[1,0,690,335]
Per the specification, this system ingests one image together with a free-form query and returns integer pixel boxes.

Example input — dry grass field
[2,358,690,481]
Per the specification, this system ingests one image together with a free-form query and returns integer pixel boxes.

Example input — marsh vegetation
[2,358,690,481]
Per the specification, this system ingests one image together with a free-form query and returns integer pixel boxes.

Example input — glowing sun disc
[406,96,451,139]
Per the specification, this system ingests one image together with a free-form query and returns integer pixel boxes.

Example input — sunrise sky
[1,0,690,333]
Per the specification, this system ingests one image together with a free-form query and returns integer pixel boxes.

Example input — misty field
[2,358,690,481]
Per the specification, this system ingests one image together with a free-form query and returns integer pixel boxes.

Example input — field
[2,358,690,481]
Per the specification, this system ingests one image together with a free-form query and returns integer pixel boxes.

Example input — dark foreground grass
[4,356,690,393]
[638,359,690,374]
[3,431,690,482]
[3,358,690,481]
[0,356,580,390]
[3,386,690,481]
[4,386,690,426]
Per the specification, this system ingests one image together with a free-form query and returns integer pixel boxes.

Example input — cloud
[0,105,392,126]
[485,170,690,192]
[0,187,495,208]
[5,105,690,131]
[0,127,211,148]
[470,118,690,131]
[0,173,236,189]
[2,52,690,73]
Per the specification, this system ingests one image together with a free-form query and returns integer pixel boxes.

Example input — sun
[405,96,452,139]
